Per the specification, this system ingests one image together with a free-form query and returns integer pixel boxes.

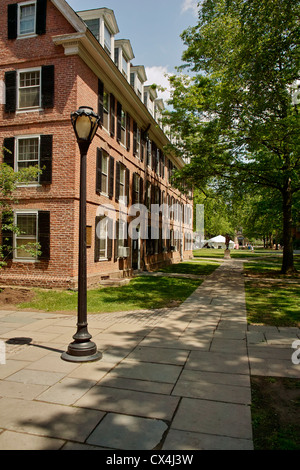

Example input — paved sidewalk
[0,260,299,450]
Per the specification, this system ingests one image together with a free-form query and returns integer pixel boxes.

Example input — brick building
[0,0,193,289]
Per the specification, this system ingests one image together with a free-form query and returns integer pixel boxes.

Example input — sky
[67,0,199,101]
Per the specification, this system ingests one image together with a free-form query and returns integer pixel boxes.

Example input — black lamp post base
[61,341,102,363]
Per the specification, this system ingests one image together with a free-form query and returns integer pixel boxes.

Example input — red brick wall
[0,0,193,289]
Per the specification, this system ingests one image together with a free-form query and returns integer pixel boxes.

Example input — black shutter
[139,177,143,204]
[152,142,156,171]
[39,135,52,184]
[7,3,17,40]
[114,219,119,260]
[36,0,47,36]
[94,216,101,262]
[116,101,122,142]
[3,137,15,169]
[108,156,114,199]
[38,211,50,260]
[110,93,115,137]
[98,79,104,125]
[115,161,120,202]
[96,148,102,194]
[141,138,145,163]
[132,173,136,205]
[133,121,137,155]
[107,218,113,260]
[5,71,16,113]
[126,113,131,151]
[41,65,54,109]
[125,168,130,207]
[1,211,14,260]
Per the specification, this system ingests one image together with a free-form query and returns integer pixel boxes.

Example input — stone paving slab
[0,259,299,450]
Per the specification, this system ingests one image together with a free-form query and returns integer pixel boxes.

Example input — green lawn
[244,255,300,327]
[19,275,203,313]
[157,261,220,276]
[193,248,282,259]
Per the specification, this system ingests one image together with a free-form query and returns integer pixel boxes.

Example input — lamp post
[61,106,102,362]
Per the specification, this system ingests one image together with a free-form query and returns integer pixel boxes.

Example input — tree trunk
[281,179,295,274]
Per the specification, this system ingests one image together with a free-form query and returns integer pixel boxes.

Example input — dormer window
[104,23,112,54]
[77,8,119,59]
[84,18,99,41]
[122,55,128,79]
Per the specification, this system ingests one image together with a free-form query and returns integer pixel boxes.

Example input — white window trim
[13,209,38,262]
[119,164,126,203]
[98,217,108,261]
[102,89,110,133]
[16,67,42,112]
[100,153,109,197]
[15,134,41,186]
[17,0,37,39]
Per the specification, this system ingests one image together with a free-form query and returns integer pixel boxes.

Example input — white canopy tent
[206,235,235,249]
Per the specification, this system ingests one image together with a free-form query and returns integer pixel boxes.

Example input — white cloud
[181,0,199,16]
[145,66,172,103]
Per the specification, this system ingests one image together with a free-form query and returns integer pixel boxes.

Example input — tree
[165,0,300,273]
[0,149,41,266]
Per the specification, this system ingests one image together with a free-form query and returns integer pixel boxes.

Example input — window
[104,23,112,54]
[19,1,36,36]
[116,219,127,258]
[146,140,152,167]
[119,164,126,202]
[103,90,109,131]
[18,69,40,109]
[5,65,54,113]
[10,210,50,261]
[17,136,39,181]
[115,162,129,204]
[85,18,99,41]
[132,173,140,205]
[117,102,127,146]
[121,109,126,146]
[122,55,128,79]
[101,153,109,195]
[99,217,108,259]
[14,212,37,259]
[3,135,52,185]
[95,216,113,261]
[8,0,47,40]
[96,149,114,199]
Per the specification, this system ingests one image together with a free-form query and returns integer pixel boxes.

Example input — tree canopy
[165,0,300,272]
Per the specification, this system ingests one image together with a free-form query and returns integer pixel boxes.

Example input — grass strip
[19,275,203,313]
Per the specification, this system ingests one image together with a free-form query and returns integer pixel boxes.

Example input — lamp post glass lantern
[61,107,102,363]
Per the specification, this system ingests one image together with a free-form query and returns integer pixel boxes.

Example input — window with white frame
[101,152,109,194]
[121,109,126,146]
[16,136,39,181]
[103,90,109,131]
[122,55,128,79]
[85,18,99,41]
[18,1,36,37]
[104,23,112,54]
[18,68,40,110]
[99,217,108,259]
[119,164,126,202]
[14,212,38,260]
[136,127,141,159]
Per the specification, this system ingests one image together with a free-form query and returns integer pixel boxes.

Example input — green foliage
[0,149,42,266]
[165,0,300,272]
